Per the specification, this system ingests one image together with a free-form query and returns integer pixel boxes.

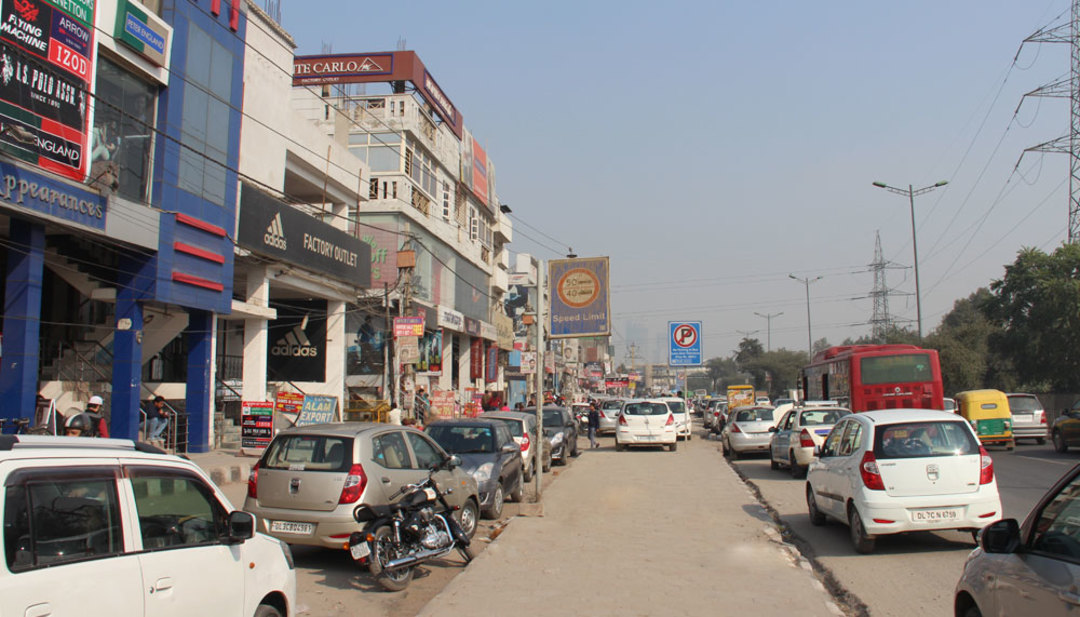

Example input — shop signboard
[493,312,514,350]
[0,160,107,230]
[470,338,483,379]
[274,391,303,417]
[267,300,327,383]
[464,317,481,338]
[0,0,97,181]
[296,395,338,426]
[393,316,424,338]
[113,0,170,66]
[417,328,442,374]
[437,306,464,331]
[485,344,498,384]
[240,401,274,454]
[430,390,455,418]
[548,257,610,339]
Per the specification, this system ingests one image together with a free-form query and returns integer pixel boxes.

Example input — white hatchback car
[0,435,297,617]
[806,409,1002,554]
[614,399,678,452]
[660,397,692,441]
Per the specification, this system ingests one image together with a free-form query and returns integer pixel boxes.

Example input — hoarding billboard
[548,257,610,339]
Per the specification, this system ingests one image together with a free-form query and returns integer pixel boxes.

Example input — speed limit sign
[668,322,702,366]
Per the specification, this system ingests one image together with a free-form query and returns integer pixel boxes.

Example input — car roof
[276,422,392,437]
[0,435,184,462]
[479,411,535,423]
[852,409,969,424]
[427,418,504,428]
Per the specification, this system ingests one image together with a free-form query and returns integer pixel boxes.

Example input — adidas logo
[263,213,287,250]
[271,315,319,358]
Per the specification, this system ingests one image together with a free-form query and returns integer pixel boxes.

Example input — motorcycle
[348,456,473,591]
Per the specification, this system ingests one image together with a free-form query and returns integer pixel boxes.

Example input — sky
[282,0,1070,365]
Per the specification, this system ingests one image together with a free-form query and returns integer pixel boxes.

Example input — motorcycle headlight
[471,462,495,483]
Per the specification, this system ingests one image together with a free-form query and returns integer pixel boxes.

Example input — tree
[983,244,1080,391]
[741,348,809,398]
[924,289,1002,394]
[704,356,746,392]
[735,337,764,365]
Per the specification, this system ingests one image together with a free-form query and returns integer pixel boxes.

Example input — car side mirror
[768,426,778,433]
[981,518,1021,554]
[226,511,255,543]
[447,455,462,469]
[501,443,518,454]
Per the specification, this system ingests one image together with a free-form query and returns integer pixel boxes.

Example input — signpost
[668,322,702,367]
[240,401,274,455]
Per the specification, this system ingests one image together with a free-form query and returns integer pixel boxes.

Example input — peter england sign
[238,183,371,287]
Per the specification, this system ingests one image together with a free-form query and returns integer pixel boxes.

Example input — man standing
[587,402,600,449]
[85,396,109,438]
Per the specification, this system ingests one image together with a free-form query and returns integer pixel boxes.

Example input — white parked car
[806,409,1002,554]
[769,405,851,478]
[660,397,692,441]
[721,406,777,459]
[615,399,678,452]
[0,435,297,617]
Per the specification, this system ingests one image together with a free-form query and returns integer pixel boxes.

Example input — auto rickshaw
[955,389,1014,450]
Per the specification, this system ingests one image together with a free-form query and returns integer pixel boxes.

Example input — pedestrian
[85,395,109,438]
[587,402,600,449]
[146,396,169,445]
[64,411,95,437]
[388,405,402,425]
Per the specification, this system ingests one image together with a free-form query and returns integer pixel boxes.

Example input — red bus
[799,344,944,412]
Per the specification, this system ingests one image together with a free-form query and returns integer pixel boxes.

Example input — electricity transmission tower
[1022,2,1080,243]
[869,232,892,342]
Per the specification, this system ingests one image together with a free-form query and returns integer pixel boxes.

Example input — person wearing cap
[85,395,109,438]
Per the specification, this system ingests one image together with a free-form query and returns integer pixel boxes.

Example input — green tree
[704,356,746,392]
[742,348,809,398]
[983,244,1080,391]
[924,289,1002,394]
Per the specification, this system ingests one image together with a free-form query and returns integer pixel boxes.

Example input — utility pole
[789,274,822,358]
[533,261,545,501]
[753,312,783,352]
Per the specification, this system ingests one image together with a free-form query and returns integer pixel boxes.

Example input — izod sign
[0,0,96,181]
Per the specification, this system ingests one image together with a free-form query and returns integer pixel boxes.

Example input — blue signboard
[548,256,610,339]
[668,322,702,367]
[296,395,338,426]
[0,161,107,230]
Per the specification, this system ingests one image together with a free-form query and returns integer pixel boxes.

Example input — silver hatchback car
[244,423,480,559]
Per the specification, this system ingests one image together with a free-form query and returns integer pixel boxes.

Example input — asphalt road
[724,433,1079,617]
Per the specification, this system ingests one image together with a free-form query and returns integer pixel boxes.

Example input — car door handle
[381,477,392,484]
[24,602,51,617]
[153,577,174,592]
[1060,591,1080,606]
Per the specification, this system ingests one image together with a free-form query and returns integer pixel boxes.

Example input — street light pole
[789,274,822,358]
[753,311,783,352]
[872,180,948,340]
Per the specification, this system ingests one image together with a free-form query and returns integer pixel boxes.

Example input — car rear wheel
[806,484,826,526]
[615,438,625,452]
[1054,430,1069,453]
[728,443,740,460]
[668,442,677,452]
[848,505,875,554]
[1036,437,1046,445]
[510,473,524,502]
[483,483,505,519]
[770,455,780,470]
[254,604,284,617]
[789,452,806,478]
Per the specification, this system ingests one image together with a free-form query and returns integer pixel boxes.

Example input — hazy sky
[283,1,1069,364]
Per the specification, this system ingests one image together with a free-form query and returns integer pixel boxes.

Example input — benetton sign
[238,183,371,287]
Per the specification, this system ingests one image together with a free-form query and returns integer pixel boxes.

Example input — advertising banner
[0,0,97,181]
[417,328,442,374]
[267,300,327,382]
[485,345,498,384]
[493,312,514,350]
[399,335,419,364]
[470,338,483,380]
[296,395,338,426]
[454,259,489,322]
[605,378,629,389]
[240,401,274,453]
[393,316,424,338]
[521,351,537,374]
[346,307,386,377]
[430,390,456,418]
[274,391,303,417]
[548,257,610,339]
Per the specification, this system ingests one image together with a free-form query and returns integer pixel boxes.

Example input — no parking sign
[668,321,702,366]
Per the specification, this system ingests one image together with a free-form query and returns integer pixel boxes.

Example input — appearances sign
[268,299,327,382]
[0,0,96,181]
[0,159,105,229]
[238,183,372,287]
[548,257,610,339]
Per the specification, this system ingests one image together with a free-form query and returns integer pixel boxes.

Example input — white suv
[0,435,296,616]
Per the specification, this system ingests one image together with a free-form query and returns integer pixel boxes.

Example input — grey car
[955,462,1080,617]
[529,406,580,465]
[244,422,481,560]
[597,399,623,434]
[479,411,553,479]
[1006,393,1046,444]
[721,406,777,460]
[426,419,524,519]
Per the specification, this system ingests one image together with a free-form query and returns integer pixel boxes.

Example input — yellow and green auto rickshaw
[955,389,1015,450]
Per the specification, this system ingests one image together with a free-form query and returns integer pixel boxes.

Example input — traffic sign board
[669,321,702,366]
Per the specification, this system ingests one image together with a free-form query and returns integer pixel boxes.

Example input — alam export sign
[548,256,610,339]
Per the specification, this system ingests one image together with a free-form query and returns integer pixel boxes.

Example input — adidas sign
[271,320,319,358]
[264,213,287,250]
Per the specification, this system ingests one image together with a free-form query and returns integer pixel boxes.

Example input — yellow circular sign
[557,268,600,308]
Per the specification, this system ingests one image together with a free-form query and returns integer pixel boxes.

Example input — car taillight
[665,414,674,426]
[247,462,259,499]
[521,432,531,452]
[339,464,367,504]
[860,451,885,490]
[618,414,627,426]
[731,424,741,433]
[979,446,994,485]
[1040,413,1047,424]
[799,429,815,448]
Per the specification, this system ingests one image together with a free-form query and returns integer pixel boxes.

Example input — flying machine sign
[0,0,96,181]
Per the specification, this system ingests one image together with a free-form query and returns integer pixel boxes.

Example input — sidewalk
[186,449,258,487]
[418,434,843,617]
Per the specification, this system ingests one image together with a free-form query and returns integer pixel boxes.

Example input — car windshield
[262,435,353,472]
[542,409,565,428]
[602,400,623,410]
[1008,396,1041,413]
[734,408,774,423]
[623,402,669,416]
[427,425,495,454]
[666,401,686,413]
[859,353,933,385]
[800,409,849,426]
[488,417,523,437]
[874,421,979,459]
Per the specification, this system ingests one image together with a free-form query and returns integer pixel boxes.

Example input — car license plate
[350,542,370,559]
[270,521,316,535]
[912,508,961,522]
[1013,414,1032,423]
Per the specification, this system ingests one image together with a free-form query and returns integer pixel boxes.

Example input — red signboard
[470,338,483,380]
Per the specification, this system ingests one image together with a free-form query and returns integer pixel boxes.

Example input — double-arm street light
[871,180,948,340]
[753,311,783,352]
[789,275,822,358]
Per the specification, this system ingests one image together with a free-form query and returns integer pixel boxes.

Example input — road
[724,433,1079,617]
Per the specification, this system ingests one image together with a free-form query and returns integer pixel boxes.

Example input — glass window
[821,423,846,457]
[371,431,410,469]
[426,425,495,454]
[406,432,444,470]
[666,401,686,413]
[262,435,352,472]
[4,474,124,571]
[874,421,979,459]
[734,408,774,423]
[859,353,933,385]
[368,145,400,172]
[129,472,227,549]
[92,57,158,202]
[800,409,849,426]
[1032,476,1080,561]
[1008,395,1042,413]
[838,423,862,457]
[177,24,234,205]
[622,403,669,416]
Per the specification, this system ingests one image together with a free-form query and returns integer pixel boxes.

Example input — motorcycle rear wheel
[369,526,414,592]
